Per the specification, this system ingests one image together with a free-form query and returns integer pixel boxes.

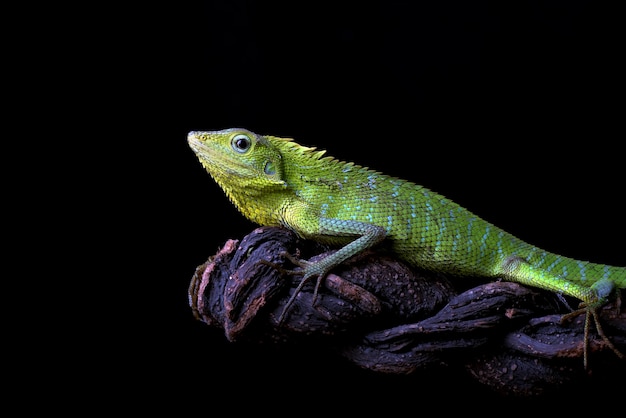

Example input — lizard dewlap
[188,128,625,367]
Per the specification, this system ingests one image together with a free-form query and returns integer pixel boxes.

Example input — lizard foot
[259,252,327,324]
[560,304,624,370]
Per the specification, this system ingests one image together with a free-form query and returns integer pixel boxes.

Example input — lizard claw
[560,303,624,371]
[280,251,309,269]
[259,252,326,324]
[277,271,325,324]
[258,251,308,273]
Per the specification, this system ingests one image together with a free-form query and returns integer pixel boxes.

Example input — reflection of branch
[189,226,625,396]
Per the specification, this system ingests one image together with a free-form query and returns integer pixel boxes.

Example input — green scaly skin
[188,128,625,367]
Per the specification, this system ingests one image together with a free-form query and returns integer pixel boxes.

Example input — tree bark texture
[188,226,625,396]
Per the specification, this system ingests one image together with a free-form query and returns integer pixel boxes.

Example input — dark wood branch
[189,226,625,396]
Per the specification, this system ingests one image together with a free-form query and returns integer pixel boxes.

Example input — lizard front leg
[277,217,387,323]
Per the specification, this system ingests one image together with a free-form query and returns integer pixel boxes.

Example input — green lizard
[187,127,624,368]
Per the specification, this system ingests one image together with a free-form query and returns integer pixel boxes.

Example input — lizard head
[187,128,288,224]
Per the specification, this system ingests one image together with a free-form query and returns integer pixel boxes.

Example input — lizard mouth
[187,133,255,177]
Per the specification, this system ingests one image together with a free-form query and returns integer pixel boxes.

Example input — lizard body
[188,128,624,366]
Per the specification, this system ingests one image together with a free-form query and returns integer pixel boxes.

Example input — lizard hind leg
[501,257,624,368]
[561,299,625,370]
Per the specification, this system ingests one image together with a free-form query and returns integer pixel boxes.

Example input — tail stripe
[545,256,562,273]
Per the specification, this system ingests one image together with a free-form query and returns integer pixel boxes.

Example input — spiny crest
[266,135,324,158]
[266,134,384,177]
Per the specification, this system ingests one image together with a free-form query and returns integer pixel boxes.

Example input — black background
[34,0,625,413]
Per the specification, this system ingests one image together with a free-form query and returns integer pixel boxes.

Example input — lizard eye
[231,134,252,153]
